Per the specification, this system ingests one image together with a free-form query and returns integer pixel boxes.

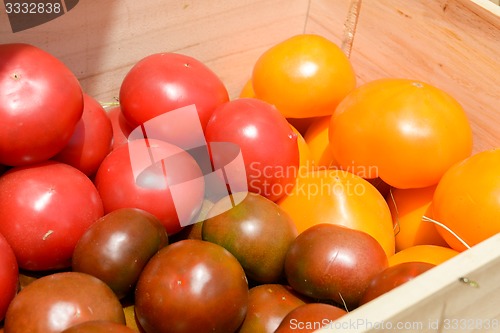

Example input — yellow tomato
[329,78,473,189]
[389,245,459,266]
[278,169,395,257]
[432,148,500,251]
[303,116,338,169]
[388,186,448,251]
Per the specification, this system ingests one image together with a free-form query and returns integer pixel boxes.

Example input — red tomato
[0,233,18,321]
[119,52,229,130]
[205,98,300,202]
[0,43,83,166]
[106,106,133,150]
[53,94,113,177]
[94,139,205,235]
[0,161,104,271]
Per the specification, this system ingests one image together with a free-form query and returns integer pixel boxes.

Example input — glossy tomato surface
[202,192,298,283]
[72,208,169,299]
[4,272,125,333]
[329,78,473,189]
[135,239,248,333]
[432,148,500,251]
[0,43,83,166]
[359,261,435,305]
[252,34,356,118]
[53,93,113,177]
[278,169,395,257]
[119,52,228,130]
[0,233,18,322]
[60,320,136,333]
[94,138,205,235]
[237,284,307,333]
[285,224,388,309]
[0,161,103,271]
[106,106,133,150]
[205,98,299,202]
[275,303,347,333]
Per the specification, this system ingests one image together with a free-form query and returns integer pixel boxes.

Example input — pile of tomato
[0,34,499,333]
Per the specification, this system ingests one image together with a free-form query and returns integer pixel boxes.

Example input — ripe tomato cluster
[0,33,498,333]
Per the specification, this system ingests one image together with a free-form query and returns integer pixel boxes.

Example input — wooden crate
[1,1,499,332]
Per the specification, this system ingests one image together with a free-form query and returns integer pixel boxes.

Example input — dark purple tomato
[4,272,125,333]
[72,208,169,299]
[135,239,248,333]
[237,284,307,333]
[274,303,347,333]
[60,320,136,333]
[202,192,298,283]
[284,224,388,309]
[359,261,435,305]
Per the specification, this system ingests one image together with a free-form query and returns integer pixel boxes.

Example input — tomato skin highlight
[202,192,298,284]
[94,139,205,236]
[0,43,84,166]
[205,98,300,202]
[135,239,248,333]
[0,161,104,271]
[432,148,500,251]
[72,208,169,300]
[119,52,229,131]
[4,272,125,333]
[329,78,473,189]
[252,34,356,119]
[284,224,388,309]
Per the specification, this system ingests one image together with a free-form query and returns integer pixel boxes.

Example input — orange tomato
[388,245,459,266]
[277,169,395,257]
[289,124,313,171]
[287,117,317,136]
[303,116,338,169]
[239,79,255,98]
[252,34,356,119]
[329,78,473,189]
[431,148,500,251]
[388,186,448,251]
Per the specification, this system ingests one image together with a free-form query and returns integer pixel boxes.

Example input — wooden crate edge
[315,233,500,333]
